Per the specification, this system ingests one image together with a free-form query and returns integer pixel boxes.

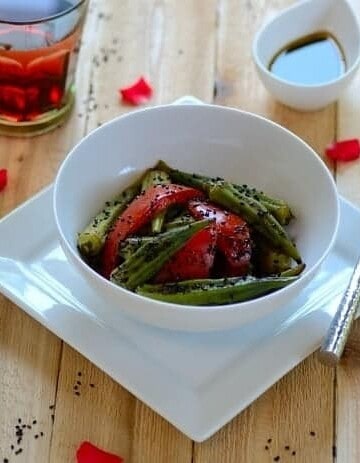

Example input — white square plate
[0,186,358,441]
[0,98,358,442]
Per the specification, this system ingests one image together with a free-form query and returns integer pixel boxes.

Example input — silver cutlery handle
[318,258,360,366]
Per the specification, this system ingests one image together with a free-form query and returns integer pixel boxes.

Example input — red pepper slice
[76,441,124,463]
[326,138,360,162]
[154,224,217,283]
[188,201,252,276]
[102,184,204,278]
[119,77,153,105]
[0,168,8,192]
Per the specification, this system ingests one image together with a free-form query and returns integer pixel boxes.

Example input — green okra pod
[155,160,215,194]
[136,275,298,305]
[164,213,195,230]
[77,182,140,258]
[253,238,292,275]
[118,236,155,261]
[232,185,293,225]
[157,160,293,225]
[209,182,301,262]
[156,161,300,262]
[141,169,171,233]
[118,224,197,261]
[280,263,306,277]
[111,219,210,290]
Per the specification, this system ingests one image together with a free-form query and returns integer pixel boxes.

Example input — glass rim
[0,0,87,26]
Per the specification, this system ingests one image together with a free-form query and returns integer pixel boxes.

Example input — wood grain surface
[0,0,359,462]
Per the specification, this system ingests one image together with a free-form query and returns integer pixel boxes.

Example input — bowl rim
[252,0,360,89]
[53,102,340,314]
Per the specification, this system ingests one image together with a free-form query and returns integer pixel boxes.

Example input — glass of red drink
[0,0,88,136]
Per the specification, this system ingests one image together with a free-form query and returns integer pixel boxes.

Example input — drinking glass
[0,0,88,136]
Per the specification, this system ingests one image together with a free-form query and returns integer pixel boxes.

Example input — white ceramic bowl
[53,103,339,332]
[253,0,360,111]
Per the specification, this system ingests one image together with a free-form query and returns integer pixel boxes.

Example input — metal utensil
[318,258,360,366]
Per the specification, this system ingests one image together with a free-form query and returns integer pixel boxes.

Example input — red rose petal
[77,441,124,463]
[119,77,153,105]
[325,139,360,162]
[0,169,8,192]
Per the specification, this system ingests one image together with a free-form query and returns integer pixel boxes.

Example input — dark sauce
[269,32,346,85]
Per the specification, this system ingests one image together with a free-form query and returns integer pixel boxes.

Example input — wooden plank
[49,1,216,461]
[0,301,61,463]
[194,1,336,461]
[195,356,334,463]
[86,0,216,133]
[333,1,360,461]
[48,346,136,461]
[336,320,360,463]
[131,401,191,463]
[0,2,98,463]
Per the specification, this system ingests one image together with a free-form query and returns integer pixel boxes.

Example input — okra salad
[77,161,305,306]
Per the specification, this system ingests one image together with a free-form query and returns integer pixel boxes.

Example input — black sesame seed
[11,445,14,450]
[27,425,31,429]
[90,383,95,388]
[267,438,272,443]
[265,445,269,450]
[292,451,296,456]
[310,431,316,436]
[77,381,82,386]
[75,391,80,396]
[274,457,280,462]
[18,419,21,423]
[15,449,22,455]
[285,446,290,450]
[4,458,9,462]
[34,434,39,439]
[32,420,37,425]
[40,432,44,437]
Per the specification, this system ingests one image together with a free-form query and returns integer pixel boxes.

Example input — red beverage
[0,0,87,134]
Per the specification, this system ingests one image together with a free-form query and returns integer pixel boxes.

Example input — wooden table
[1,0,360,461]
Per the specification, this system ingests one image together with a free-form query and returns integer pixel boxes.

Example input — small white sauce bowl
[252,0,360,111]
